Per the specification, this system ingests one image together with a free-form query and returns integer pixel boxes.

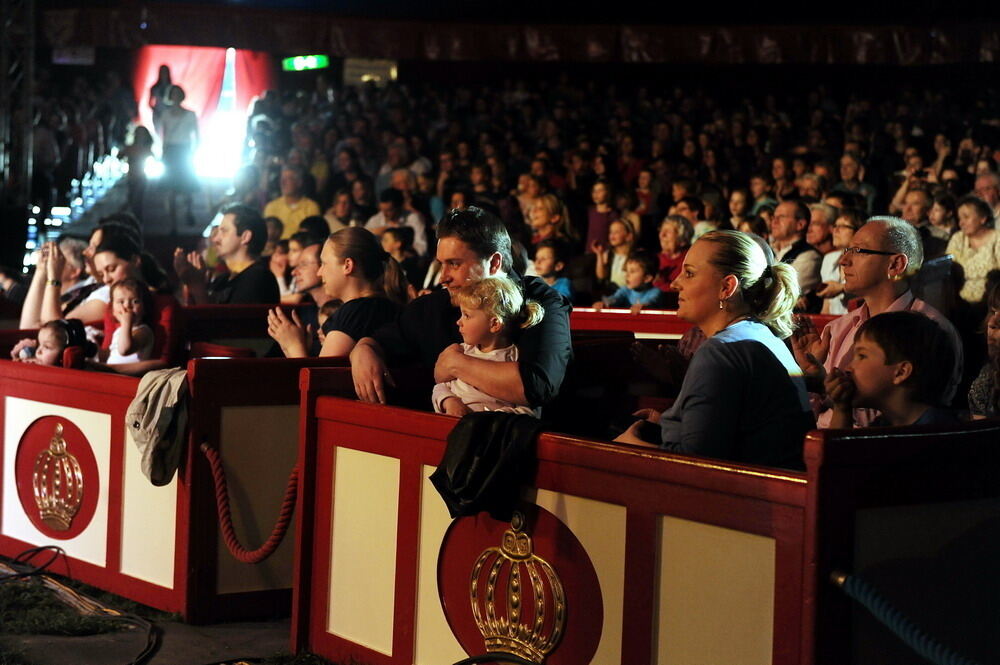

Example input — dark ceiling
[39,0,998,25]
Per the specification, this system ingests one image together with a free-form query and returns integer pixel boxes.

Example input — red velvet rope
[200,443,298,564]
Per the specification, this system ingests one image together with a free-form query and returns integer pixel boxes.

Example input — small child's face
[608,222,630,248]
[847,334,902,407]
[36,328,64,367]
[457,307,499,347]
[381,233,401,255]
[533,247,561,278]
[528,204,553,230]
[112,287,144,322]
[624,261,653,290]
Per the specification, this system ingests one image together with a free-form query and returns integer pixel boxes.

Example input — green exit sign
[282,55,330,71]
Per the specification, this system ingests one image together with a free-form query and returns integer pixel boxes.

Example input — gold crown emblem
[470,512,566,664]
[33,423,84,531]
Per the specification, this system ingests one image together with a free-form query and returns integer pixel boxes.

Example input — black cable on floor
[0,546,161,665]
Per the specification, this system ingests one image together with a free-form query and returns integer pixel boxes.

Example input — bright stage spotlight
[144,157,165,179]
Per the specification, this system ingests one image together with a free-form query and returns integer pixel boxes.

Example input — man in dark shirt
[350,207,572,409]
[173,203,279,305]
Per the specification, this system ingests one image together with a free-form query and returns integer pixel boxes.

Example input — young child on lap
[825,311,957,428]
[102,279,155,365]
[432,276,544,417]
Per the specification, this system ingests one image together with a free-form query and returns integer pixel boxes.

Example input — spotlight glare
[143,157,165,179]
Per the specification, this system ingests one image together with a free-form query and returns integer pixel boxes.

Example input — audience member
[969,281,1000,419]
[594,252,665,313]
[432,275,544,417]
[947,196,1000,305]
[615,230,813,469]
[264,165,322,238]
[350,206,571,409]
[173,203,279,305]
[770,201,822,298]
[793,216,963,427]
[365,187,428,257]
[532,239,573,300]
[825,311,957,428]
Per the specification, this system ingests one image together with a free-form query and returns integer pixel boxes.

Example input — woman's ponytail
[380,254,409,305]
[749,262,798,339]
[700,229,800,339]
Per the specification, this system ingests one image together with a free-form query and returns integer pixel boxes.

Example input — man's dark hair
[790,200,811,223]
[383,225,414,251]
[221,203,267,256]
[298,215,330,241]
[437,206,513,274]
[380,188,404,207]
[290,230,323,250]
[678,195,705,220]
[857,311,955,406]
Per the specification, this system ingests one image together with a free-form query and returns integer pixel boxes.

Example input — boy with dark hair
[593,251,664,313]
[532,239,572,300]
[825,311,957,428]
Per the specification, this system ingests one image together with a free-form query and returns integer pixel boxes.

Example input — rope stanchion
[200,443,298,564]
[831,570,985,665]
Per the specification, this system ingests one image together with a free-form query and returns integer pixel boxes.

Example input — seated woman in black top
[267,227,407,357]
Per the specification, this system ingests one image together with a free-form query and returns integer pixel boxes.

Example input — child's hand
[590,240,606,255]
[118,306,134,330]
[824,368,856,410]
[591,301,605,310]
[629,302,644,315]
[11,338,37,361]
[440,397,471,418]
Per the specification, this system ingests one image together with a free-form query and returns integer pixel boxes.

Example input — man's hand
[814,281,844,299]
[440,396,472,417]
[350,338,393,404]
[791,315,831,375]
[633,407,662,422]
[434,343,465,383]
[173,248,206,285]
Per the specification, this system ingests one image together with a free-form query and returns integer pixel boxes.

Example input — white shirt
[432,343,539,417]
[365,210,428,256]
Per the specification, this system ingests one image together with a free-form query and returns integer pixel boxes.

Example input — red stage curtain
[132,45,227,132]
[234,50,277,116]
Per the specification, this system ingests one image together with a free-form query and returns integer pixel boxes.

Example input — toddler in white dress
[432,276,545,417]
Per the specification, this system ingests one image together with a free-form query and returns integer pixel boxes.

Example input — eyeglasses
[842,246,896,256]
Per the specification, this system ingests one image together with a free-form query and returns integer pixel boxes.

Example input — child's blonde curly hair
[455,276,544,330]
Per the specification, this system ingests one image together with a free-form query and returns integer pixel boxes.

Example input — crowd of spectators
[1,68,999,469]
[225,75,1000,320]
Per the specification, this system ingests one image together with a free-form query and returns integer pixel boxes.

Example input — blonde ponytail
[519,300,545,329]
[700,229,800,339]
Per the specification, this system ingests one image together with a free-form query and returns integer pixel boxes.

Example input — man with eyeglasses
[974,172,1000,220]
[770,201,822,299]
[791,216,963,427]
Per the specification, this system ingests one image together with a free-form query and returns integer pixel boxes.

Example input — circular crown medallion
[15,417,99,540]
[438,505,603,665]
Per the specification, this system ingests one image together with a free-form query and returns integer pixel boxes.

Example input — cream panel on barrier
[653,516,775,665]
[535,489,627,665]
[414,465,468,665]
[120,427,177,589]
[216,405,299,594]
[327,447,400,656]
[2,397,111,567]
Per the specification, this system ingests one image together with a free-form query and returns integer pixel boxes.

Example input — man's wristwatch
[48,279,62,287]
